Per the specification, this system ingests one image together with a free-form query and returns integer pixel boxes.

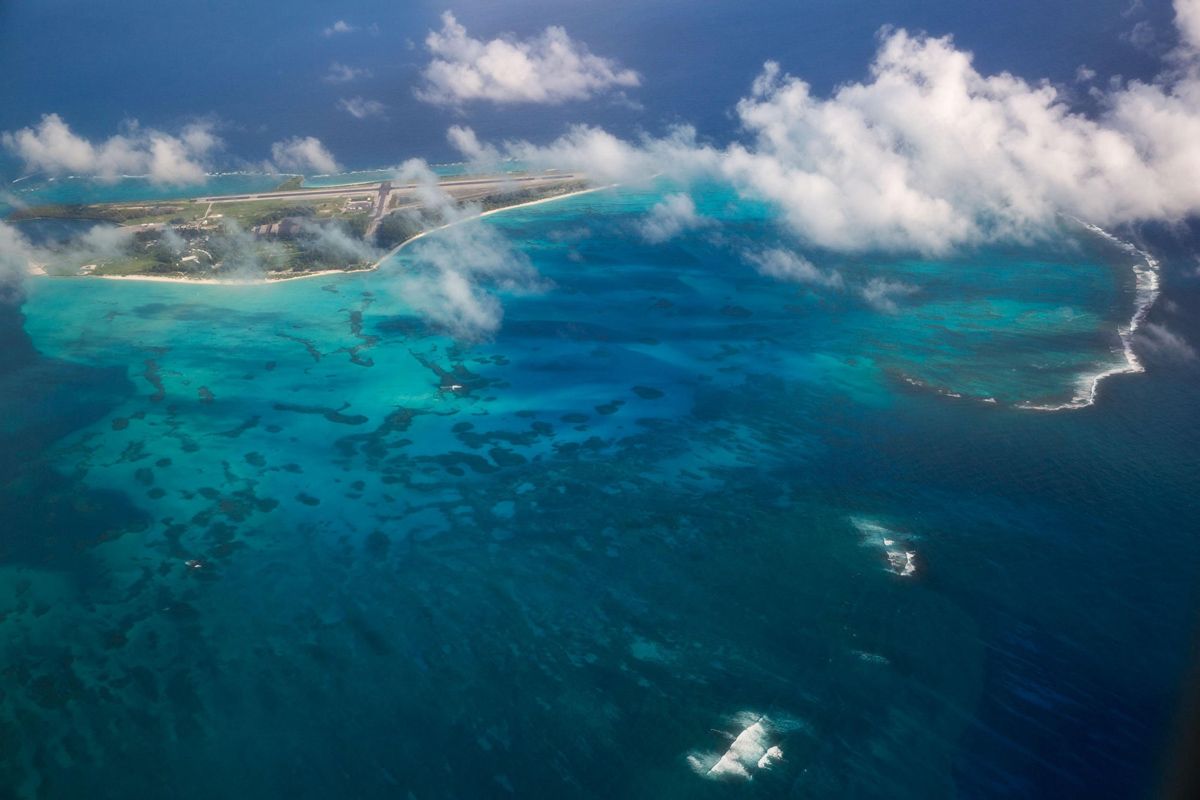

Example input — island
[9,170,589,281]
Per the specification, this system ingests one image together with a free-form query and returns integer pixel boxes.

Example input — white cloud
[860,278,918,313]
[389,159,543,339]
[338,97,387,119]
[325,62,371,83]
[0,222,36,300]
[1176,0,1200,51]
[743,248,843,288]
[637,193,711,243]
[447,125,502,166]
[300,220,380,264]
[466,0,1200,256]
[417,12,640,106]
[0,220,143,285]
[1,114,219,185]
[323,20,356,37]
[267,136,340,174]
[496,123,719,184]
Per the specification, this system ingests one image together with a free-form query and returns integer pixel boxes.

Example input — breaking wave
[1020,221,1161,412]
[851,517,919,577]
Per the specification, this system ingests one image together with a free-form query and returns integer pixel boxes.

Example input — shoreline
[1018,220,1161,412]
[33,185,609,287]
[362,184,613,275]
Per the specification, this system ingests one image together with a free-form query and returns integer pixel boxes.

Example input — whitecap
[850,517,919,577]
[689,714,784,781]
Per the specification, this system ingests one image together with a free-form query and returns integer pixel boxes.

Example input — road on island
[365,181,392,238]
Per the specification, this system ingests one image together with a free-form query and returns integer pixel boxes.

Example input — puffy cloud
[637,193,712,243]
[716,34,1200,253]
[860,278,918,313]
[325,62,371,83]
[1,114,219,185]
[1176,0,1200,51]
[417,12,640,106]
[338,97,387,119]
[743,248,843,288]
[268,136,340,174]
[389,159,543,339]
[460,0,1200,258]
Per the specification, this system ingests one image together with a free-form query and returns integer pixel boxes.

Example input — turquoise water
[2,185,1199,798]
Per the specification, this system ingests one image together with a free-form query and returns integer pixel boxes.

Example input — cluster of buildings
[250,218,307,238]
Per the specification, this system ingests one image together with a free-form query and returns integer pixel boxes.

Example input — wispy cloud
[0,222,36,301]
[417,12,640,106]
[325,62,371,83]
[0,220,141,290]
[1136,322,1198,362]
[743,248,843,288]
[860,278,918,313]
[300,220,380,264]
[1,114,220,185]
[338,97,387,120]
[206,220,286,279]
[389,159,543,340]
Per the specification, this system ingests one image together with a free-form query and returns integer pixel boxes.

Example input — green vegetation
[9,203,195,225]
[10,174,588,279]
[479,181,588,212]
[212,199,344,227]
[274,176,304,192]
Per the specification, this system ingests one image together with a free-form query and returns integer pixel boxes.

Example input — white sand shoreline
[30,185,609,287]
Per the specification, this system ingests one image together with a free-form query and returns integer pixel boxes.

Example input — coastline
[1018,220,1161,412]
[363,184,613,274]
[35,185,608,287]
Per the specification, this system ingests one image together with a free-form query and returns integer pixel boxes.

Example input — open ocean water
[2,181,1200,799]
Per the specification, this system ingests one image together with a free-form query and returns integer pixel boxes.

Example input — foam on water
[688,713,785,781]
[1020,221,1161,411]
[851,517,919,577]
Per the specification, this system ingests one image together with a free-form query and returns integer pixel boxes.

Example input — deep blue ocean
[4,1,1200,797]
